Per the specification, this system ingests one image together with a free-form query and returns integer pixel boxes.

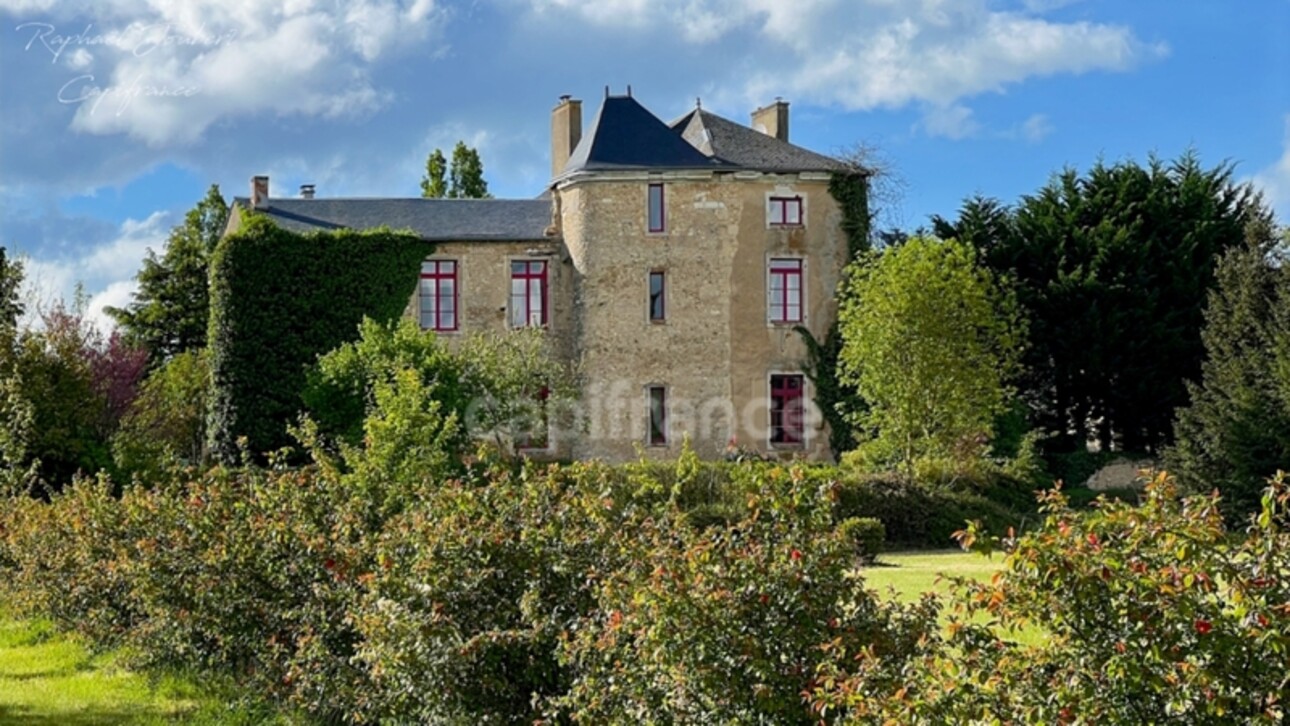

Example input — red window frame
[768,258,803,324]
[647,183,665,233]
[648,270,666,322]
[419,260,458,332]
[647,385,667,446]
[770,374,805,445]
[769,196,803,226]
[510,260,548,328]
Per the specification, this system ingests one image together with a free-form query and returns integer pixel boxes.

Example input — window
[419,260,458,332]
[647,183,665,233]
[770,374,805,445]
[510,260,548,328]
[768,258,803,324]
[647,385,667,446]
[769,196,803,226]
[648,270,666,322]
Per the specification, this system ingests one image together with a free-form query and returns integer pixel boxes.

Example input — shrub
[837,516,885,562]
[832,472,1026,549]
[555,466,935,724]
[814,471,1290,723]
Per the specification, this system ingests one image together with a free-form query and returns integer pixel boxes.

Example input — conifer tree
[1167,218,1290,519]
[421,148,447,198]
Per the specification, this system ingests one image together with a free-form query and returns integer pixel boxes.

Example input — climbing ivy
[798,171,872,459]
[206,212,433,462]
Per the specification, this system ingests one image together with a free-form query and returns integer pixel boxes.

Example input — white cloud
[1021,113,1054,143]
[19,210,169,331]
[1251,115,1290,222]
[6,1,446,146]
[522,0,1163,113]
[920,103,979,139]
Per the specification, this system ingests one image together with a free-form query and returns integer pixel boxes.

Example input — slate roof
[230,197,554,241]
[561,95,733,175]
[670,109,848,173]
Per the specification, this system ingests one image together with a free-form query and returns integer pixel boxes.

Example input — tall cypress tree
[1166,218,1290,519]
[421,148,448,198]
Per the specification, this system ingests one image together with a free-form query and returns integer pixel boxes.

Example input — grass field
[863,549,1005,604]
[0,609,280,725]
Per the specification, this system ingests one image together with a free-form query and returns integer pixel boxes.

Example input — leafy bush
[832,472,1027,549]
[837,516,885,562]
[112,349,210,484]
[814,471,1290,723]
[556,466,935,724]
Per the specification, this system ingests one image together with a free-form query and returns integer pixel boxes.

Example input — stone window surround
[767,194,805,227]
[647,268,666,323]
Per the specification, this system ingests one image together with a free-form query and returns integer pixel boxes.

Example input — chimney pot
[251,175,270,209]
[300,184,316,199]
[751,99,790,142]
[551,95,583,179]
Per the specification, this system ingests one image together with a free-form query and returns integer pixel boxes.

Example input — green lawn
[0,610,279,725]
[863,549,1004,604]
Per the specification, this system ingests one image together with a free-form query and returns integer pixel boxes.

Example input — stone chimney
[251,175,269,209]
[551,95,582,178]
[300,184,316,199]
[751,98,789,142]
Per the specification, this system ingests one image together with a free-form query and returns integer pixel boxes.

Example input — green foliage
[815,471,1290,723]
[838,236,1022,474]
[935,154,1266,453]
[837,516,885,562]
[1167,218,1290,520]
[423,142,491,199]
[448,141,491,199]
[828,169,872,260]
[206,213,433,461]
[420,147,447,198]
[831,472,1027,549]
[106,185,228,364]
[112,349,210,484]
[0,246,24,329]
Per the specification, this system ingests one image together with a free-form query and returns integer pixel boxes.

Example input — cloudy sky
[2,0,1288,328]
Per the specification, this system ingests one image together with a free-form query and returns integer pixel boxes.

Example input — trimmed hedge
[832,472,1029,548]
[207,213,432,461]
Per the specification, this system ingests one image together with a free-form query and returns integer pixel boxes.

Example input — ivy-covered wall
[800,170,872,459]
[207,212,434,461]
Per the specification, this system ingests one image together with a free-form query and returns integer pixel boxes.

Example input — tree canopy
[838,236,1022,474]
[105,184,229,364]
[421,141,490,199]
[933,153,1265,454]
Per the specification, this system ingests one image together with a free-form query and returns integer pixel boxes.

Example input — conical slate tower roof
[560,94,730,175]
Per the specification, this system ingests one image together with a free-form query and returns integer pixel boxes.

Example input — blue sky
[2,0,1288,328]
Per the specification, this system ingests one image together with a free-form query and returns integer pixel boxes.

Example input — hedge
[206,212,433,461]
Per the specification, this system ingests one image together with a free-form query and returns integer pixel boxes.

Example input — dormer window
[769,196,803,226]
[648,183,666,233]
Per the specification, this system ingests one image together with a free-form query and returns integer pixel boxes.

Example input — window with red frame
[647,385,667,446]
[768,196,803,226]
[770,374,804,445]
[647,183,665,233]
[768,258,803,323]
[419,260,458,332]
[510,260,547,328]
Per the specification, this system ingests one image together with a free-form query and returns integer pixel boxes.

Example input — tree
[106,184,228,364]
[935,153,1264,454]
[838,237,1022,474]
[420,148,447,198]
[112,349,210,484]
[420,142,490,199]
[1166,218,1290,519]
[449,141,490,199]
[0,247,24,329]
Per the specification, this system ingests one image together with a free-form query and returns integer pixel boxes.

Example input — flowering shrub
[812,471,1290,724]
